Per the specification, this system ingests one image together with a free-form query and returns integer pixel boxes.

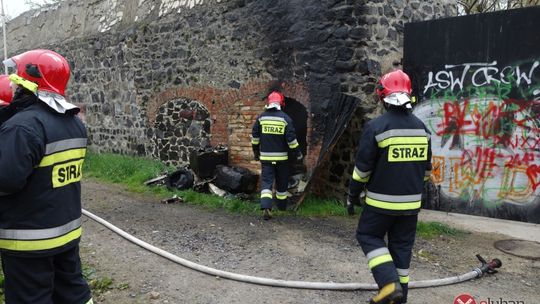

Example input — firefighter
[0,75,14,123]
[348,69,432,304]
[252,91,302,220]
[0,75,12,107]
[0,49,93,304]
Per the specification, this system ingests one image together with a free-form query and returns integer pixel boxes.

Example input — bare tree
[457,0,539,15]
[24,0,65,10]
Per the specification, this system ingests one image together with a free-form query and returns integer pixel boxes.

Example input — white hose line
[82,209,484,291]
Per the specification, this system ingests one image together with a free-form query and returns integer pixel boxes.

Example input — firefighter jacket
[349,107,432,215]
[251,108,299,162]
[0,95,87,256]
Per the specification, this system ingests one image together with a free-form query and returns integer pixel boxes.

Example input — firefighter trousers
[1,244,93,304]
[356,207,418,303]
[260,161,289,210]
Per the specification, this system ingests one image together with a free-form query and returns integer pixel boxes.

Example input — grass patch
[84,152,168,193]
[82,264,118,296]
[84,151,263,214]
[296,196,356,217]
[416,221,466,239]
[83,152,468,239]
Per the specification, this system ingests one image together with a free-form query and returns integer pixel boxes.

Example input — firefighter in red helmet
[0,75,14,124]
[0,75,12,106]
[0,49,93,304]
[252,91,302,220]
[348,69,432,304]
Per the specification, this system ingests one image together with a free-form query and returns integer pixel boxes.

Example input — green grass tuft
[83,152,169,193]
[416,221,466,238]
[296,196,356,217]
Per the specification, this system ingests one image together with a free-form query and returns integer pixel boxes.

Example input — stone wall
[2,0,455,196]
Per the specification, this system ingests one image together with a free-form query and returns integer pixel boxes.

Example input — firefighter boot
[262,208,272,220]
[369,282,403,304]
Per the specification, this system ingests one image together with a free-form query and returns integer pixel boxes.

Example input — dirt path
[80,180,540,304]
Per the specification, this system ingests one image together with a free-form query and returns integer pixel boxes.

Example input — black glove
[346,195,359,215]
[296,150,303,161]
[252,146,260,161]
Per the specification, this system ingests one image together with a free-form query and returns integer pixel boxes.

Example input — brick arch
[147,79,317,172]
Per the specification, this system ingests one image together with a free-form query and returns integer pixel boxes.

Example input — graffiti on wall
[404,7,540,222]
[413,60,540,208]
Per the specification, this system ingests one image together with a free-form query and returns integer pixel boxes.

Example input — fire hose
[82,208,502,290]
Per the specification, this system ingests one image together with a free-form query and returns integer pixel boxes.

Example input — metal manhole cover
[494,239,540,260]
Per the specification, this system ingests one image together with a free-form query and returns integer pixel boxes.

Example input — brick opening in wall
[152,98,211,167]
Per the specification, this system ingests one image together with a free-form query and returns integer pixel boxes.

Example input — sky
[2,0,45,19]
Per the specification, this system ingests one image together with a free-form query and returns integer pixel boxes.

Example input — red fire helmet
[375,69,412,100]
[267,91,285,107]
[4,49,70,97]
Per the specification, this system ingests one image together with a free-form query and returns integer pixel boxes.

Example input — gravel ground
[80,180,540,304]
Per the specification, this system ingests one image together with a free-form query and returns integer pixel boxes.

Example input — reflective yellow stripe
[378,136,428,148]
[39,148,86,167]
[353,170,369,182]
[366,197,421,210]
[261,193,273,199]
[289,142,299,149]
[399,275,410,284]
[9,73,38,93]
[0,227,81,251]
[424,175,430,181]
[251,139,260,145]
[260,155,288,161]
[276,194,287,200]
[260,120,286,126]
[368,254,393,269]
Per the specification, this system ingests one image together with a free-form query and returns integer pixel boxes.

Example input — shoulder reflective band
[388,144,428,162]
[251,137,260,145]
[353,167,371,182]
[8,73,38,93]
[0,217,82,251]
[259,116,287,124]
[39,138,88,167]
[378,136,428,148]
[375,129,429,149]
[260,152,288,161]
[375,129,429,142]
[366,191,422,210]
[45,138,87,154]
